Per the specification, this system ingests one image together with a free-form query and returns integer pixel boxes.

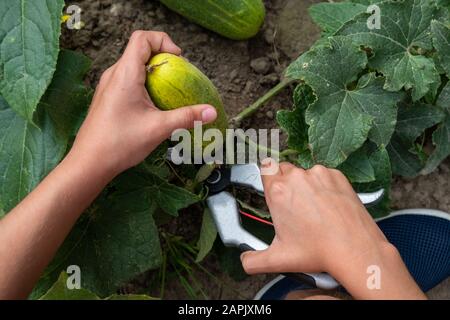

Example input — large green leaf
[0,0,65,122]
[337,0,443,101]
[0,50,91,214]
[286,37,402,167]
[422,83,450,173]
[40,272,156,300]
[31,173,164,298]
[431,20,450,76]
[309,2,367,36]
[387,102,445,177]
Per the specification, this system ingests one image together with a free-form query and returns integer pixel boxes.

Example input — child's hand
[69,31,217,178]
[241,162,388,275]
[241,162,425,299]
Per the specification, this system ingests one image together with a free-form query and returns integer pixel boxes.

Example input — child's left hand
[69,30,217,179]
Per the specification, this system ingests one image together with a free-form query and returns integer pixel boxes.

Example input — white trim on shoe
[253,275,286,300]
[375,209,450,222]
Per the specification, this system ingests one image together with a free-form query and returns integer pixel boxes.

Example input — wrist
[63,148,118,186]
[330,241,425,299]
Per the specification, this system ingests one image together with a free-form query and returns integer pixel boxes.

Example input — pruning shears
[203,163,385,290]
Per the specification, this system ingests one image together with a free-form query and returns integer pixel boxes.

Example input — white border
[376,209,450,222]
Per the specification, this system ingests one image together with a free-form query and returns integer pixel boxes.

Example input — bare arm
[0,30,217,299]
[241,162,426,300]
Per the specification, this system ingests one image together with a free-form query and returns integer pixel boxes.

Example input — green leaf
[338,146,375,183]
[277,84,315,152]
[387,102,445,177]
[237,199,271,219]
[337,0,443,101]
[296,149,315,169]
[0,97,65,214]
[0,0,65,122]
[140,141,171,179]
[422,83,450,173]
[437,0,450,10]
[431,20,450,76]
[32,175,163,298]
[0,50,91,214]
[39,272,100,300]
[195,208,217,263]
[40,272,156,300]
[42,50,93,139]
[114,168,200,217]
[309,2,367,36]
[286,37,402,167]
[354,145,392,218]
[195,164,216,184]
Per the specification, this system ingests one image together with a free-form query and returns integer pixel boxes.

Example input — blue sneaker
[255,209,450,300]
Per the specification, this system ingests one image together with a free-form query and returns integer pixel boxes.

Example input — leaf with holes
[387,102,445,177]
[337,0,444,101]
[286,37,402,167]
[309,2,367,36]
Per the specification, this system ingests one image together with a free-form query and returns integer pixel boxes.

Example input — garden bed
[60,0,450,299]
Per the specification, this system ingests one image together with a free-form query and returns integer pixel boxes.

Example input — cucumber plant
[235,0,450,217]
[1,0,449,299]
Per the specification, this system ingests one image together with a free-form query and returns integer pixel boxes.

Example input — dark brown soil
[62,0,449,299]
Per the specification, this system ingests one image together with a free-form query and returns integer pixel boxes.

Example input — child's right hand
[241,162,426,299]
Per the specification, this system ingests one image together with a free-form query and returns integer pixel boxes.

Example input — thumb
[160,104,217,137]
[241,249,279,275]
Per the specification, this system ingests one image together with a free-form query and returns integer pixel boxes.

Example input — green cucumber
[146,53,228,147]
[158,0,266,40]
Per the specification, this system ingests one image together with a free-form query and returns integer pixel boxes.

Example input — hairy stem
[230,78,295,126]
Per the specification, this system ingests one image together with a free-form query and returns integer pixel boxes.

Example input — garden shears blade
[205,163,384,290]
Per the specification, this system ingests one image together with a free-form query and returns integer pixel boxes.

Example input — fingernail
[201,106,217,123]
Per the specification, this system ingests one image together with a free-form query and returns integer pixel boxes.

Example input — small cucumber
[146,53,228,144]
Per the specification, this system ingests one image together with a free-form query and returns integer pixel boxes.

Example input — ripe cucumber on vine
[157,0,266,40]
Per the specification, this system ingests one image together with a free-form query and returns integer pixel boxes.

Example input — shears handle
[207,192,340,290]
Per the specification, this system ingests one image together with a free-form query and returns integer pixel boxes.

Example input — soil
[62,0,449,299]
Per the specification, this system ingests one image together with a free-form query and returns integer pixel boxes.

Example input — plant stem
[280,149,299,159]
[235,130,280,159]
[231,78,295,126]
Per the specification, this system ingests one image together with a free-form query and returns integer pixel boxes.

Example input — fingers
[117,31,181,83]
[261,161,304,194]
[241,249,280,275]
[157,104,217,138]
[123,30,181,66]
